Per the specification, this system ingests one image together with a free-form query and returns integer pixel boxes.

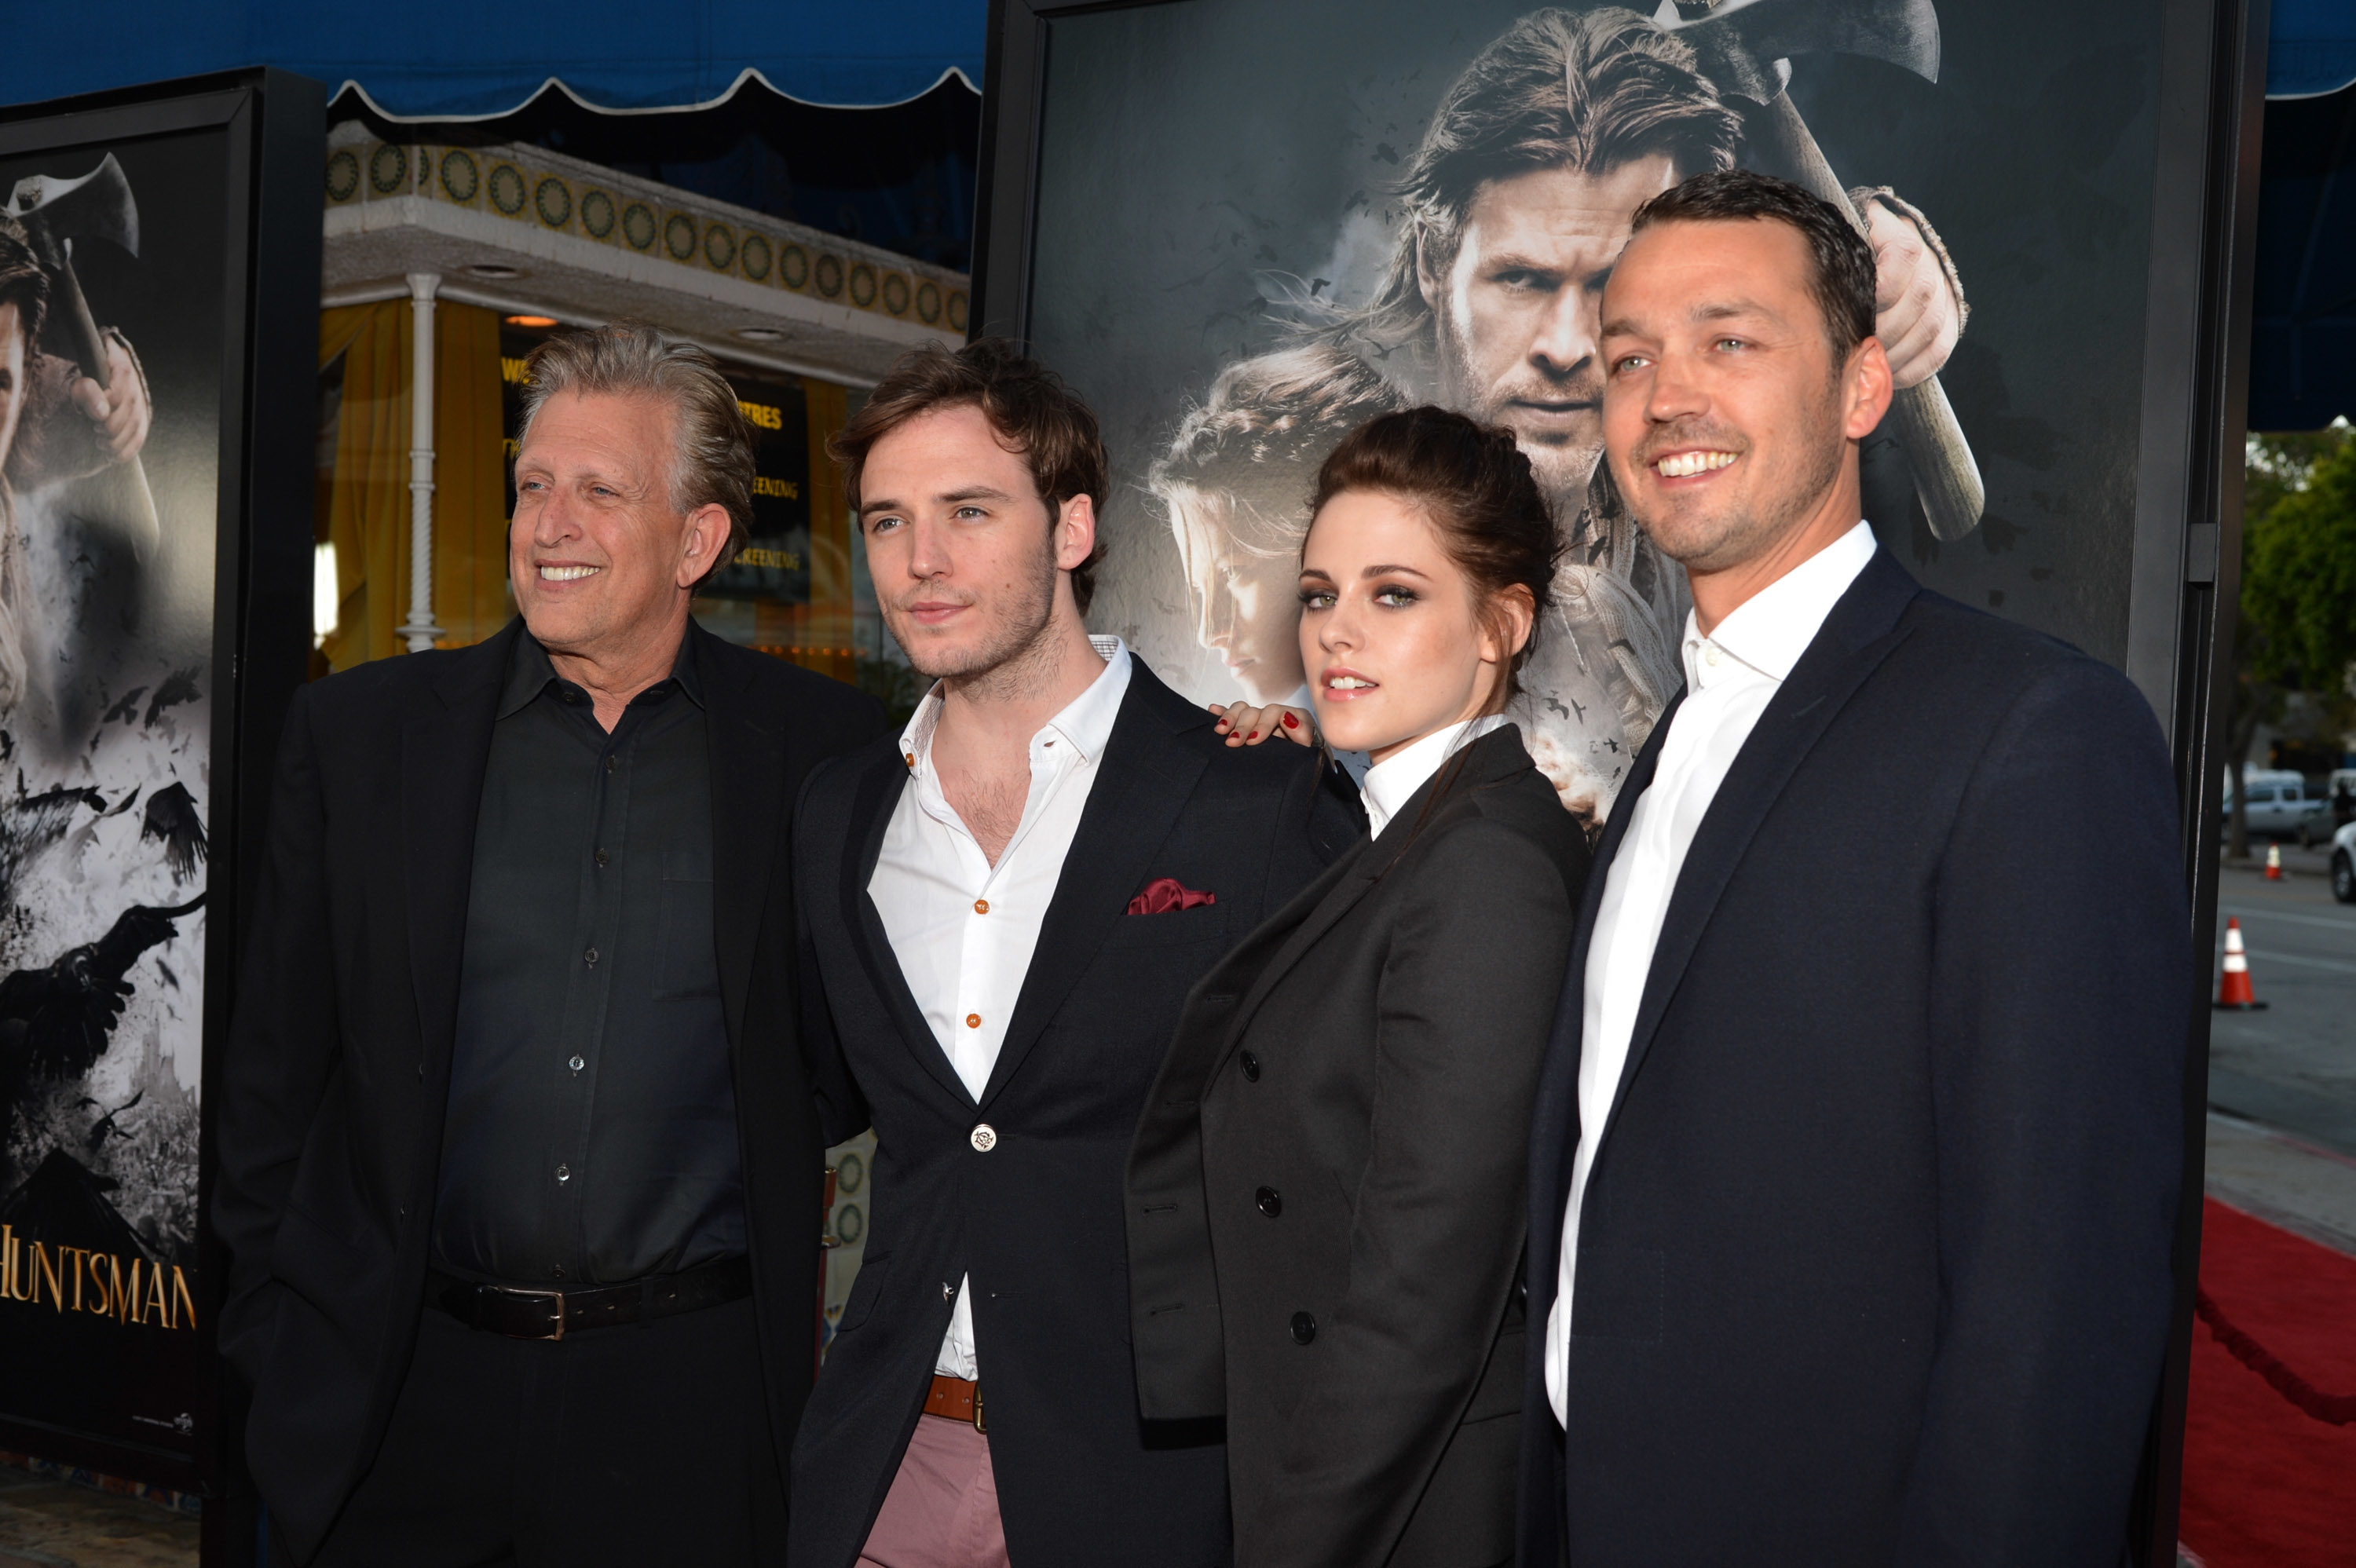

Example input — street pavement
[2205,855,2356,1255]
[0,1463,195,1566]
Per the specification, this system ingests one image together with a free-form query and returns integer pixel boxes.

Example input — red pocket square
[1127,877,1217,916]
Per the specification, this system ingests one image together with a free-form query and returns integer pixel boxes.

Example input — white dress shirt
[1358,714,1510,838]
[868,634,1131,1381]
[1545,523,1877,1427]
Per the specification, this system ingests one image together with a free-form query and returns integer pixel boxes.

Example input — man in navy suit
[788,340,1355,1568]
[1520,170,2190,1565]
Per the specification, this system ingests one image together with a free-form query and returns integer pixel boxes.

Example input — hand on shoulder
[1209,701,1315,748]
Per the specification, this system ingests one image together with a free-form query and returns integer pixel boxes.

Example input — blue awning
[2273,0,2356,99]
[0,0,986,115]
[2254,3,2356,428]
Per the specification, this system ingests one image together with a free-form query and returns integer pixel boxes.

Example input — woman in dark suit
[1127,408,1590,1568]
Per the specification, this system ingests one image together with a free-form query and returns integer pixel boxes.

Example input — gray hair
[516,322,754,579]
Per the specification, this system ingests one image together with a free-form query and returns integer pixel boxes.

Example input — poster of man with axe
[0,126,226,1459]
[1026,0,2148,832]
[0,154,156,713]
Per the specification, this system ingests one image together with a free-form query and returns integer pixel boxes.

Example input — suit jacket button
[1256,1186,1282,1218]
[970,1124,998,1153]
[1239,1050,1260,1082]
[1290,1311,1315,1345]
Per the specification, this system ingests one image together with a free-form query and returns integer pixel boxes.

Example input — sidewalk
[2220,841,2332,879]
[0,1467,195,1568]
[2204,1111,2356,1257]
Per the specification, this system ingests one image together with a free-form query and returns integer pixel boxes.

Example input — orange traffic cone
[2266,843,2283,880]
[2214,918,2269,1010]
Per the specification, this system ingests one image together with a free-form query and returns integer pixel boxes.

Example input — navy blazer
[1518,550,2191,1566]
[788,659,1359,1568]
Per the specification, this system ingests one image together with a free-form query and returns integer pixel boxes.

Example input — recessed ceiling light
[504,315,558,328]
[468,263,525,280]
[734,327,787,342]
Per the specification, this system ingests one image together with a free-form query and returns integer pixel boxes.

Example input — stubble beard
[1431,316,1604,536]
[889,539,1065,705]
[1626,389,1849,576]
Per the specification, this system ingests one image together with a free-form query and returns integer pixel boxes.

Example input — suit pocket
[1570,1248,1663,1344]
[653,877,719,998]
[1104,902,1228,948]
[1462,1326,1525,1422]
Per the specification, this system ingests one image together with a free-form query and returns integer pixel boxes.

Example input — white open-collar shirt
[1545,523,1877,1427]
[868,634,1131,1382]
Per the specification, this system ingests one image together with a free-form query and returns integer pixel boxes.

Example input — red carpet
[2177,1197,2356,1567]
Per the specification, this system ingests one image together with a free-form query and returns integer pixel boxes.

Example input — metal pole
[397,271,442,653]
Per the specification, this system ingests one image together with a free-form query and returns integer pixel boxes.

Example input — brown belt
[428,1255,752,1341]
[925,1372,986,1431]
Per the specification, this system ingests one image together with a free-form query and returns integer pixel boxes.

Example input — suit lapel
[978,665,1207,1110]
[1140,836,1371,1126]
[1211,840,1377,1067]
[401,620,519,1085]
[838,744,976,1108]
[1538,689,1684,1205]
[698,627,785,1054]
[1597,551,1922,1147]
[1214,726,1529,1071]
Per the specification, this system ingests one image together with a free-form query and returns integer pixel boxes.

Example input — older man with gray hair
[215,322,883,1565]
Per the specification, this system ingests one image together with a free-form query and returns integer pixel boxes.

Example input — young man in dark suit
[1520,171,2191,1565]
[214,324,883,1564]
[789,340,1355,1568]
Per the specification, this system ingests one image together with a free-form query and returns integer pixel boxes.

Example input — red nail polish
[1247,731,1260,740]
[1282,713,1299,729]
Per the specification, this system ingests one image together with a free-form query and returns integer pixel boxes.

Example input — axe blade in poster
[1655,0,1941,90]
[1661,0,1984,540]
[3,152,141,266]
[4,152,160,559]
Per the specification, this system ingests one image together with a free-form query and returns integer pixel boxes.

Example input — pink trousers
[856,1413,1012,1568]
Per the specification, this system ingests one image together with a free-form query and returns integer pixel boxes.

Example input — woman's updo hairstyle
[1309,406,1562,711]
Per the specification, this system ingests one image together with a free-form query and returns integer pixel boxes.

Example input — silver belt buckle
[502,1285,568,1342]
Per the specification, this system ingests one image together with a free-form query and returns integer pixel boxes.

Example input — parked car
[2330,769,2356,831]
[2291,785,2336,848]
[2223,773,2335,846]
[2333,821,2356,904]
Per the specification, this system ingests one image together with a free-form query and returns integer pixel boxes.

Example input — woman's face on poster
[1168,484,1307,704]
[0,303,25,473]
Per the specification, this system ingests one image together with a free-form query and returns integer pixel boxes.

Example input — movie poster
[1022,0,2166,828]
[0,127,226,1459]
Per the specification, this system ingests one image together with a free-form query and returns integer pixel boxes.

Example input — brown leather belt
[924,1372,985,1431]
[428,1255,752,1341]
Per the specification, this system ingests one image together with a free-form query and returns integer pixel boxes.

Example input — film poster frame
[0,68,324,1561]
[971,0,2273,1559]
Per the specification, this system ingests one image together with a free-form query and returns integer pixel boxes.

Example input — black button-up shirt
[434,630,744,1285]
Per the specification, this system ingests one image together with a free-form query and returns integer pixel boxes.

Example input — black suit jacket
[212,619,883,1562]
[1129,726,1588,1568]
[1517,551,2191,1566]
[788,660,1359,1568]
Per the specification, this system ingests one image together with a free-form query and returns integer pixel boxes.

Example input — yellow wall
[315,299,511,670]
